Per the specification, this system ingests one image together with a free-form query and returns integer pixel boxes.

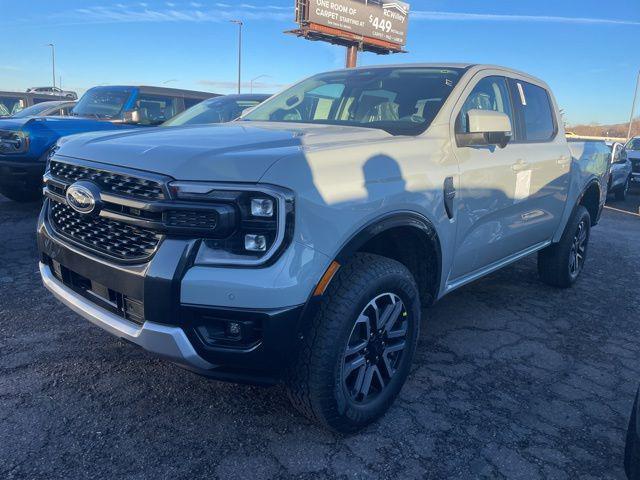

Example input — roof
[86,85,219,98]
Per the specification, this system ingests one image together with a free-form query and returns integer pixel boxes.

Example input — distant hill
[567,119,638,140]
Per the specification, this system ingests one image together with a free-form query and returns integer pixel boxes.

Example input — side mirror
[122,109,141,124]
[457,109,513,149]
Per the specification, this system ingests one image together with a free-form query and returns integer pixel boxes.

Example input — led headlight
[0,130,29,155]
[168,181,294,267]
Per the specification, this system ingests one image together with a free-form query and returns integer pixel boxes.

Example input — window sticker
[517,82,527,106]
[514,169,532,203]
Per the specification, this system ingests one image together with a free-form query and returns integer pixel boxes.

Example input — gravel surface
[1,192,639,479]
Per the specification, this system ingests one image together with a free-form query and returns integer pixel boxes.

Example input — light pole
[47,43,56,89]
[250,74,270,94]
[628,70,640,140]
[230,20,243,94]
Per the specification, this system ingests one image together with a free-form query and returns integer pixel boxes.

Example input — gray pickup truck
[38,64,608,432]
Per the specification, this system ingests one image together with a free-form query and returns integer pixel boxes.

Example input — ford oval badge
[66,182,100,214]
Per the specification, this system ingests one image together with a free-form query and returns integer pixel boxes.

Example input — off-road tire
[538,205,591,288]
[286,253,421,434]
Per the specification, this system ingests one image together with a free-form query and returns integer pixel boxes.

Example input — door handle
[557,155,571,167]
[443,176,456,220]
[511,159,530,172]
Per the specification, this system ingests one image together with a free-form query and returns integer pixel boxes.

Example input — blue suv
[0,85,216,202]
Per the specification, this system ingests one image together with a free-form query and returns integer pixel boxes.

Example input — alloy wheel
[341,293,409,404]
[569,219,588,278]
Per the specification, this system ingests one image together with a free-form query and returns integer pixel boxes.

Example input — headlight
[0,130,29,155]
[168,181,294,267]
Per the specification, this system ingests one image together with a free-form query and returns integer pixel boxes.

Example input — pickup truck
[37,64,608,433]
[0,85,216,202]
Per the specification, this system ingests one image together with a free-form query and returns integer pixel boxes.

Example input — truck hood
[0,117,34,131]
[56,121,392,182]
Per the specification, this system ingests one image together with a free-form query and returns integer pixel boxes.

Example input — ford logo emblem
[66,181,101,215]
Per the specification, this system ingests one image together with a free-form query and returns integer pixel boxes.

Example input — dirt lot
[1,192,639,479]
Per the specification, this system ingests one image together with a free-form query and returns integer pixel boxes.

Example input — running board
[445,240,552,294]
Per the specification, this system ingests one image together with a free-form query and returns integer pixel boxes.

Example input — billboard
[296,0,411,50]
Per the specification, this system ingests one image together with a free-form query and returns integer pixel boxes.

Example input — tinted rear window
[516,81,556,142]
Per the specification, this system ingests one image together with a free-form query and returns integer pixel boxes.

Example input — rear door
[508,79,569,242]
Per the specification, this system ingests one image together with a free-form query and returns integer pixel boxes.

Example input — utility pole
[48,43,56,89]
[230,20,243,94]
[628,70,640,140]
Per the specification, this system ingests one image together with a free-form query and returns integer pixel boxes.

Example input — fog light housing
[251,198,274,217]
[227,322,242,338]
[245,234,267,252]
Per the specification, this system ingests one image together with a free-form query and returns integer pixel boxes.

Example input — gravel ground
[1,192,639,480]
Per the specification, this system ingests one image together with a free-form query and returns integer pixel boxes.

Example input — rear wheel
[286,253,421,433]
[0,185,41,203]
[615,177,630,201]
[538,205,591,288]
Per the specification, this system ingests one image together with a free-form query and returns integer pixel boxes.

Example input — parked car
[26,87,78,100]
[0,85,217,202]
[9,100,76,119]
[38,64,609,433]
[0,91,63,117]
[162,94,270,127]
[625,136,640,185]
[606,142,632,200]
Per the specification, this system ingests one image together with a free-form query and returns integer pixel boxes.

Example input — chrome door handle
[511,160,530,172]
[557,155,571,167]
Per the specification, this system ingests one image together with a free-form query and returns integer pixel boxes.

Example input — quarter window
[457,76,513,134]
[516,81,555,142]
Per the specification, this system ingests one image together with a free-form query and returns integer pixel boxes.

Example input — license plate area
[50,258,145,325]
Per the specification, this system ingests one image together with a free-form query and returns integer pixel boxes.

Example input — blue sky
[1,0,639,124]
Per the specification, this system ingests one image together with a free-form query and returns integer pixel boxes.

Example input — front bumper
[0,157,45,188]
[40,261,214,370]
[37,201,324,383]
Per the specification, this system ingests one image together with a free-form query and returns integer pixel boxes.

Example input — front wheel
[538,205,591,288]
[286,253,421,433]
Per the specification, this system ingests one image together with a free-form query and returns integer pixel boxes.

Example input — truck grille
[50,202,162,261]
[50,160,166,200]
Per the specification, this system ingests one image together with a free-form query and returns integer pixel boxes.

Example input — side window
[135,94,178,125]
[515,81,555,142]
[457,76,513,134]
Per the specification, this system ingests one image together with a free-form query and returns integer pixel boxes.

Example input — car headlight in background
[0,130,29,155]
[168,181,294,267]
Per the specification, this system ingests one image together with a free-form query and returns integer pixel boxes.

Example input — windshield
[72,88,132,119]
[0,96,25,117]
[242,67,464,135]
[163,96,265,126]
[11,102,56,118]
[625,138,640,151]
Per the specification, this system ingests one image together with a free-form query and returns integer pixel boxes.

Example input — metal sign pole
[346,45,358,68]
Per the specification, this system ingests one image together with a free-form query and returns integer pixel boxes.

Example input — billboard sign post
[288,0,411,68]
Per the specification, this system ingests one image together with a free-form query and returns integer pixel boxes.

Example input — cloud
[59,3,290,25]
[411,10,640,26]
[46,4,640,28]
